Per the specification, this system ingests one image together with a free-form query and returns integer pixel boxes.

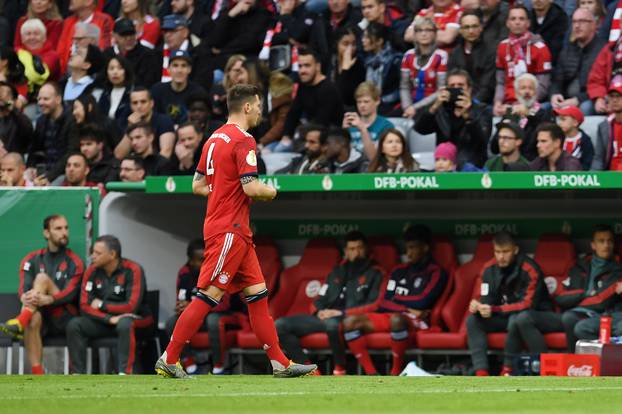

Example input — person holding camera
[413,69,491,168]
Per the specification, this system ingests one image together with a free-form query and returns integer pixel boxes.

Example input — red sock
[31,364,44,375]
[347,335,377,375]
[476,369,489,376]
[165,298,213,364]
[247,297,290,369]
[390,337,409,376]
[16,308,34,329]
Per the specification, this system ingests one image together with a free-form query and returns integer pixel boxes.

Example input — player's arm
[192,172,211,197]
[241,175,277,201]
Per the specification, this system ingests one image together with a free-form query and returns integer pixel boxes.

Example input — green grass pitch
[1,375,620,414]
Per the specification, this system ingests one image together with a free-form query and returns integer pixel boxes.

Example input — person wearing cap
[434,142,458,172]
[169,0,211,41]
[555,106,594,171]
[529,122,583,171]
[592,77,622,170]
[485,121,530,171]
[62,44,104,101]
[151,49,207,126]
[103,18,160,88]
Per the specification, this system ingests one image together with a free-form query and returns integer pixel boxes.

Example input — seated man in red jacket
[342,225,448,375]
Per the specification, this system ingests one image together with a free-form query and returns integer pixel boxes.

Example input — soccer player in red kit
[155,84,317,378]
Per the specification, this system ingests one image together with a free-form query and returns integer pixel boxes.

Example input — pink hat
[435,142,457,163]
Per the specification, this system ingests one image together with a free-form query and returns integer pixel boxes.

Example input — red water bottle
[600,316,612,344]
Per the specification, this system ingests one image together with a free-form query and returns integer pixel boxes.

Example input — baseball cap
[113,18,136,35]
[162,14,189,30]
[554,106,584,125]
[495,120,525,141]
[608,76,622,95]
[169,49,192,64]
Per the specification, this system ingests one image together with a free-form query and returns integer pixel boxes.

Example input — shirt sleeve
[496,43,506,70]
[196,141,209,175]
[234,139,259,178]
[532,43,553,74]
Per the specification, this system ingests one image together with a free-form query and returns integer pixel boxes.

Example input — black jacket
[482,2,509,49]
[414,101,492,167]
[98,86,132,134]
[529,150,583,171]
[142,153,176,177]
[0,109,33,154]
[29,108,73,180]
[491,108,555,161]
[530,3,569,64]
[103,44,161,88]
[479,253,553,315]
[275,155,331,175]
[448,38,497,104]
[87,153,120,184]
[555,257,622,313]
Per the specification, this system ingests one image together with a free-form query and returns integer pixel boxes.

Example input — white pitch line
[2,386,622,400]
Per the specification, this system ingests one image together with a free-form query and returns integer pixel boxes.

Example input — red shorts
[365,312,429,332]
[197,232,264,293]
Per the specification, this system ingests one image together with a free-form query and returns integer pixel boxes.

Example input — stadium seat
[386,117,414,138]
[254,236,283,297]
[189,313,242,350]
[236,238,342,349]
[368,236,400,274]
[263,152,298,175]
[0,293,20,374]
[582,116,606,149]
[534,233,576,297]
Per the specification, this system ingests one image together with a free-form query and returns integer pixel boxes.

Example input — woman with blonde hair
[367,129,419,173]
[258,71,293,149]
[119,0,161,49]
[14,0,63,49]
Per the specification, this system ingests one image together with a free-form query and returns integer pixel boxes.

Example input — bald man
[0,152,28,186]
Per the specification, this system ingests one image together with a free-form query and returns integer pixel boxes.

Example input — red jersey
[417,4,463,31]
[611,119,622,171]
[197,124,258,240]
[401,48,448,102]
[496,38,552,103]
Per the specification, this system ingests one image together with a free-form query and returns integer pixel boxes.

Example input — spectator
[169,0,209,40]
[114,87,176,159]
[276,231,385,376]
[14,0,64,50]
[204,0,272,70]
[343,81,394,160]
[72,93,122,152]
[119,0,161,49]
[362,23,402,115]
[413,0,463,49]
[556,225,622,352]
[17,18,61,89]
[98,55,133,133]
[344,225,447,375]
[491,73,554,161]
[400,16,448,119]
[57,0,114,74]
[60,152,97,187]
[550,8,606,116]
[592,78,622,170]
[467,231,551,376]
[29,82,72,183]
[367,128,419,172]
[66,235,153,375]
[485,121,530,171]
[174,121,203,174]
[79,124,119,183]
[127,121,176,176]
[555,106,594,170]
[119,154,146,182]
[0,81,33,154]
[434,141,458,172]
[0,215,84,375]
[325,127,367,173]
[358,0,409,51]
[103,18,160,88]
[415,69,491,167]
[529,0,569,64]
[257,72,293,150]
[0,47,28,108]
[270,0,315,52]
[529,122,583,171]
[275,124,331,174]
[480,0,509,48]
[151,50,206,126]
[281,48,344,149]
[333,26,366,109]
[62,44,104,101]
[211,54,248,121]
[0,152,31,186]
[448,11,496,104]
[578,0,607,31]
[587,38,622,115]
[185,92,223,139]
[493,5,552,116]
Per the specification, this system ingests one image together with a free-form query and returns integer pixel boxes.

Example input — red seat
[544,332,567,349]
[300,333,331,349]
[254,236,283,296]
[189,314,242,349]
[369,237,400,274]
[487,332,507,349]
[534,233,576,297]
[237,238,342,349]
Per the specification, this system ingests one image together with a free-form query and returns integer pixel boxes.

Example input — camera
[444,88,463,110]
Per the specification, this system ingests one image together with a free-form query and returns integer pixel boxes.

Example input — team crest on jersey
[414,277,422,288]
[358,276,366,285]
[23,262,31,271]
[246,150,257,166]
[114,285,122,295]
[218,272,230,284]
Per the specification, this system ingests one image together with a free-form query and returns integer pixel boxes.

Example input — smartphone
[447,88,464,104]
[35,163,47,177]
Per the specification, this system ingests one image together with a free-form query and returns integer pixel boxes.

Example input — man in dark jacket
[555,225,622,352]
[0,81,33,154]
[467,231,552,376]
[529,123,583,171]
[414,69,491,168]
[529,0,569,64]
[448,11,496,104]
[325,128,367,173]
[79,125,119,184]
[591,79,622,170]
[127,122,176,176]
[276,124,331,174]
[550,9,605,116]
[480,0,508,47]
[275,231,385,375]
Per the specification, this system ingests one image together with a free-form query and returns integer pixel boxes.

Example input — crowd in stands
[2,0,622,186]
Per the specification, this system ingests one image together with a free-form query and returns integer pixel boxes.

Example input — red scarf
[508,32,531,63]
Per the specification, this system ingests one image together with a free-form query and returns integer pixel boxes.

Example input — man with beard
[60,153,98,187]
[0,152,30,186]
[0,215,84,375]
[485,121,530,171]
[276,124,331,174]
[186,92,223,139]
[79,125,119,183]
[529,122,582,171]
[490,73,553,161]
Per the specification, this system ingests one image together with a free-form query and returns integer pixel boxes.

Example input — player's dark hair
[43,214,65,230]
[227,84,260,114]
[446,68,472,88]
[187,238,204,258]
[493,231,516,247]
[96,234,122,259]
[78,123,105,143]
[177,121,203,136]
[345,230,368,246]
[126,121,154,137]
[66,152,89,165]
[592,224,615,240]
[130,86,152,100]
[326,127,351,146]
[404,224,432,246]
[536,122,565,144]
